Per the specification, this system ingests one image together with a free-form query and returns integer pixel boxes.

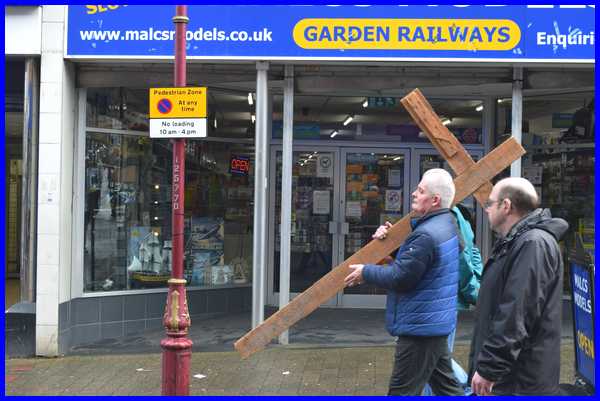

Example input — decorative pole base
[161,278,192,395]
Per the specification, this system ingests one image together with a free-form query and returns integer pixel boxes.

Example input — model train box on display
[184,217,229,287]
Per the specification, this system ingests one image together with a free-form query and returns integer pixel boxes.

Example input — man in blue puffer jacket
[344,168,463,395]
[423,204,483,396]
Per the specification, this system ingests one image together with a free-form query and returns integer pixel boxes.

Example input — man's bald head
[494,177,540,216]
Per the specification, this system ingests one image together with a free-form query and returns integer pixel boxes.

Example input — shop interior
[5,60,25,309]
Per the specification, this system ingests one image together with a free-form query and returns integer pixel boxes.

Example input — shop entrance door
[337,148,410,308]
[268,146,411,308]
[268,147,340,307]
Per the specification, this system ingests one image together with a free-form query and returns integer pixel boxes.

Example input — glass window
[343,152,407,296]
[497,90,595,288]
[273,151,335,293]
[84,88,254,292]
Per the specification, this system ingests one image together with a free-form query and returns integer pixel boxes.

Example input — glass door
[338,148,410,308]
[268,147,339,306]
[410,149,484,248]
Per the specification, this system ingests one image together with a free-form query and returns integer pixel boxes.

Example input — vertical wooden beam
[400,89,495,206]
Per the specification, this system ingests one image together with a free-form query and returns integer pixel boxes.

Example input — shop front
[17,5,594,355]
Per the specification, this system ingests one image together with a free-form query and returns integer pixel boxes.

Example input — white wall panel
[5,6,42,55]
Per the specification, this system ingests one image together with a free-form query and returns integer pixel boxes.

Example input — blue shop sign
[569,262,595,387]
[66,5,595,62]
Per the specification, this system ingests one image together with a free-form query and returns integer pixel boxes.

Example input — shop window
[272,94,484,145]
[84,88,254,292]
[496,91,595,289]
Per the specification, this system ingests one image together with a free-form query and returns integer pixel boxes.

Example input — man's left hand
[471,371,494,396]
[344,264,365,287]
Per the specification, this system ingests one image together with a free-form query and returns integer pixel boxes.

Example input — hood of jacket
[508,208,569,242]
[492,209,569,255]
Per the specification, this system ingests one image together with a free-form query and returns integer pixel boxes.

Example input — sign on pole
[149,87,207,138]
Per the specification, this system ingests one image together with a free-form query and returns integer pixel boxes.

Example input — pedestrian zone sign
[149,87,207,138]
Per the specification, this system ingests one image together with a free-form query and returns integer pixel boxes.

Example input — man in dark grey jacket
[469,177,568,396]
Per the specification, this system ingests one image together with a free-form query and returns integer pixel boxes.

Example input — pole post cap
[172,15,189,23]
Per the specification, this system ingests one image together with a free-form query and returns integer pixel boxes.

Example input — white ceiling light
[251,114,256,123]
[441,118,451,126]
[330,130,339,138]
[475,104,484,112]
[248,92,254,105]
[213,118,218,129]
[362,99,369,108]
[343,115,354,126]
[393,156,403,161]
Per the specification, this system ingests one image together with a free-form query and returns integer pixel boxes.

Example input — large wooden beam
[400,88,493,206]
[234,138,525,359]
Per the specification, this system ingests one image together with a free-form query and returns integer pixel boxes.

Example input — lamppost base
[161,336,193,395]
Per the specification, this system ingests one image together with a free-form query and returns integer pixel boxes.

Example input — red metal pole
[161,5,192,396]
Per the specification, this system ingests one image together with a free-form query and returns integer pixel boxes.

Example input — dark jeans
[388,335,463,396]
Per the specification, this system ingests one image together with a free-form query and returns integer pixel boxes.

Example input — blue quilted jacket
[362,209,459,337]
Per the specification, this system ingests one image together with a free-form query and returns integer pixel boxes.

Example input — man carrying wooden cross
[345,168,464,396]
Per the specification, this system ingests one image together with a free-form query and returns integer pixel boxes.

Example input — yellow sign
[293,19,521,51]
[149,87,207,119]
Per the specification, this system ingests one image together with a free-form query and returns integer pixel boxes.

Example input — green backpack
[451,206,483,309]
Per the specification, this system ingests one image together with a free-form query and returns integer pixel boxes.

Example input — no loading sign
[149,87,207,138]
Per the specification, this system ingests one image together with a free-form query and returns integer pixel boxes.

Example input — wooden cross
[234,89,525,359]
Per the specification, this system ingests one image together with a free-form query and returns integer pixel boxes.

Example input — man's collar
[503,209,543,240]
[411,208,450,229]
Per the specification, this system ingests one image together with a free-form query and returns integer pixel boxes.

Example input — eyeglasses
[484,199,501,209]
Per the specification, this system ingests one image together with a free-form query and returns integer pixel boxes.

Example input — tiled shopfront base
[57,286,251,354]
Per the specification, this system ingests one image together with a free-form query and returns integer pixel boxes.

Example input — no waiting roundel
[157,98,173,115]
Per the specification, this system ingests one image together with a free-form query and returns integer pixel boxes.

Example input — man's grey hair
[422,168,455,209]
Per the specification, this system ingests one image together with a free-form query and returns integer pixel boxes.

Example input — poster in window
[385,190,402,212]
[317,154,333,178]
[388,169,402,187]
[346,201,362,218]
[313,190,330,215]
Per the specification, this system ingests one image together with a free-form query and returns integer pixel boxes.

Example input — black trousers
[388,335,463,396]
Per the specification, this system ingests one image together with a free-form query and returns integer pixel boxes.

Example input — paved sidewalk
[6,341,576,396]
